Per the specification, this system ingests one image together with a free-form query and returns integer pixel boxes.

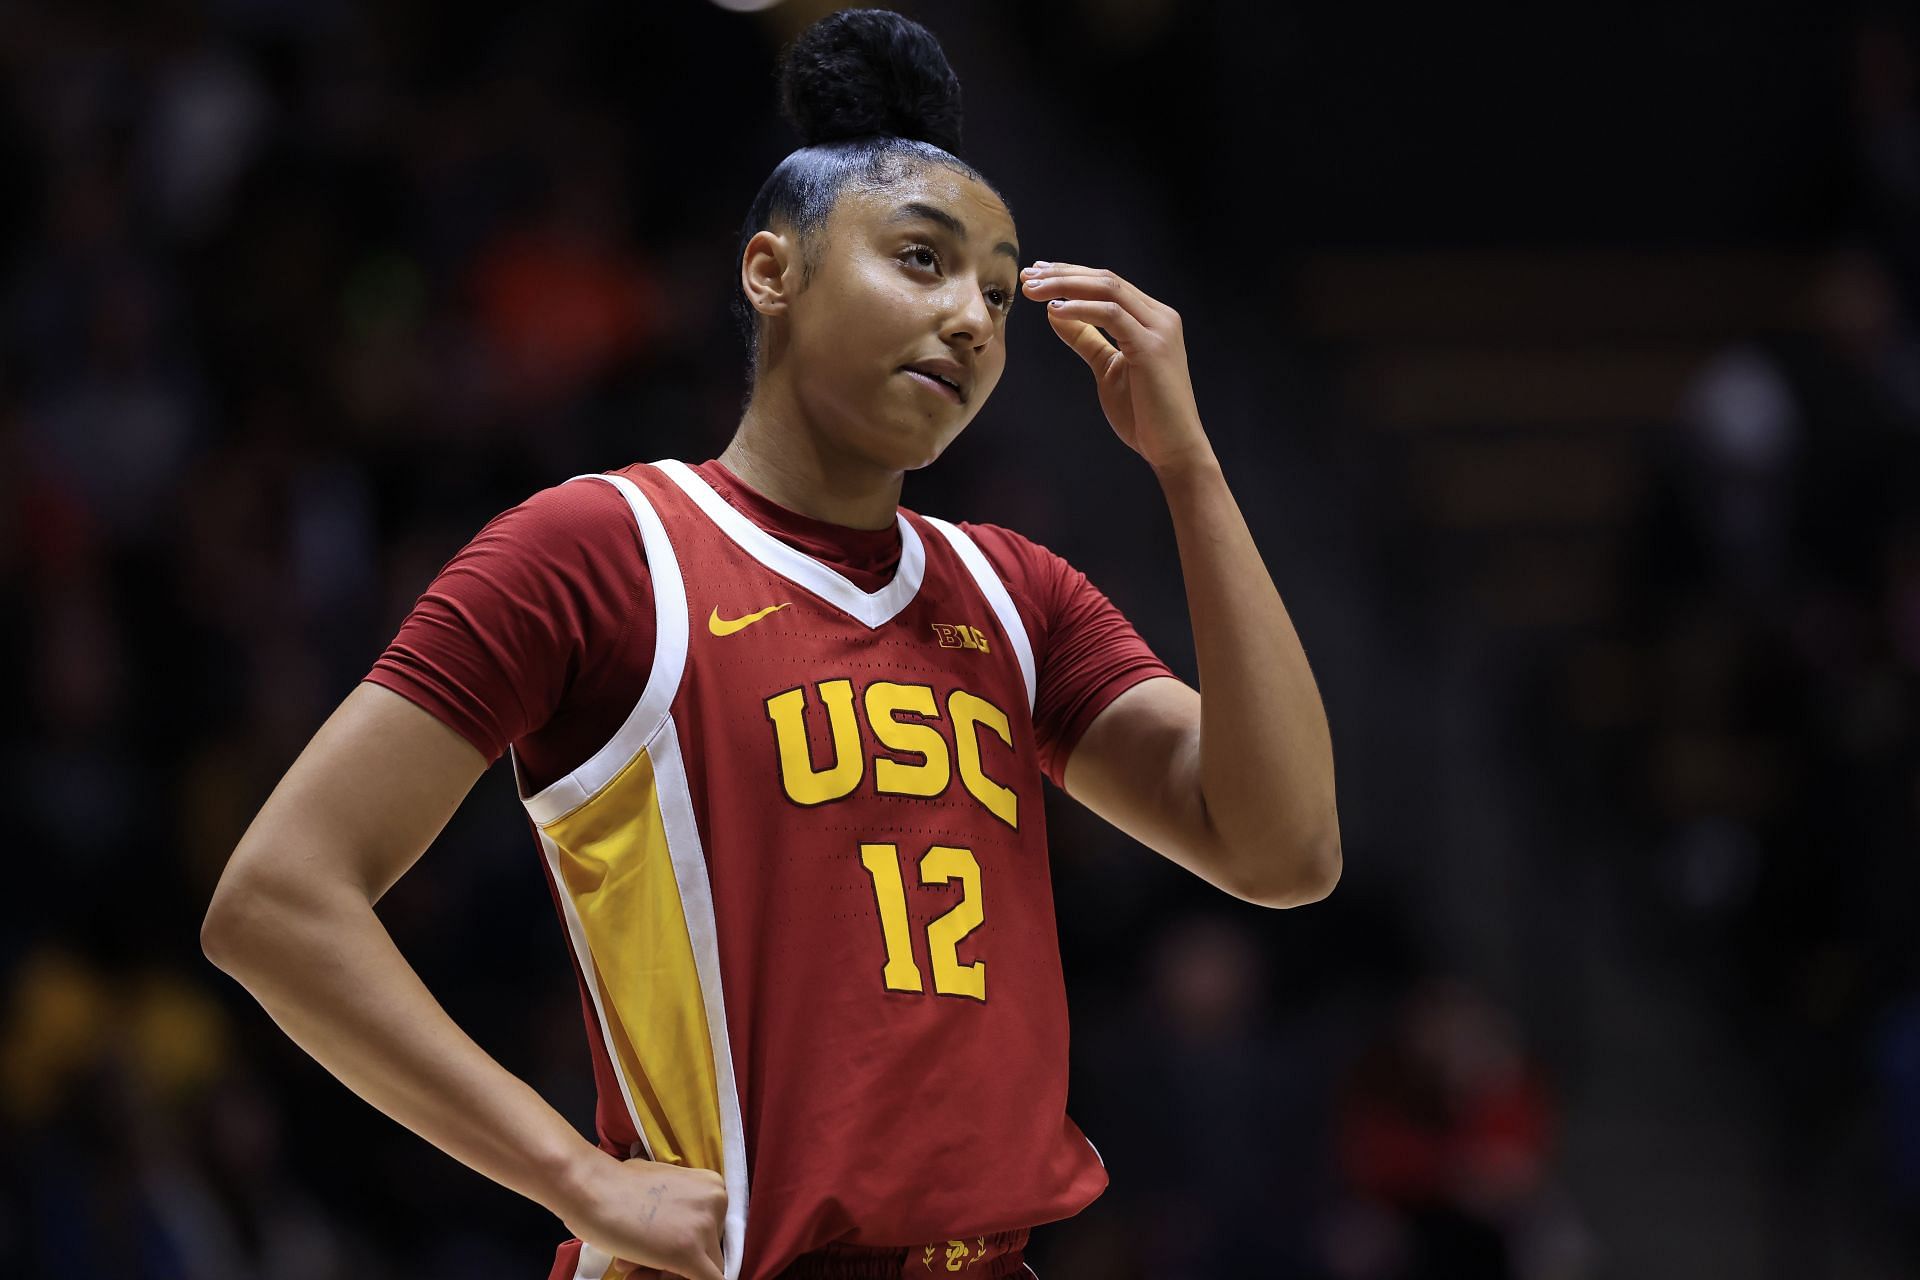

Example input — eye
[903,243,940,271]
[986,285,1012,312]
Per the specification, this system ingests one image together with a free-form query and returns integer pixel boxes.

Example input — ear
[741,229,797,320]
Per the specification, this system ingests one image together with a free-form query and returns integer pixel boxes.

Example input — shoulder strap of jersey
[516,470,688,825]
[922,516,1037,712]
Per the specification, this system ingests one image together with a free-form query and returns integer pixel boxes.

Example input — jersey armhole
[515,471,688,825]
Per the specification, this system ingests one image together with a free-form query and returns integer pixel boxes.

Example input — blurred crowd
[1623,254,1920,1266]
[1606,19,1920,1272]
[2,2,1918,1278]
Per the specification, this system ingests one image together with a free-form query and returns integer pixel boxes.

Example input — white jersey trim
[519,471,689,826]
[653,458,926,630]
[923,516,1037,712]
[651,718,752,1280]
[574,1243,615,1280]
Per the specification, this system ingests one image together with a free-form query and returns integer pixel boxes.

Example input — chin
[872,439,945,473]
[860,414,969,473]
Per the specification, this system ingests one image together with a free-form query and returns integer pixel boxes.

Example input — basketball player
[201,10,1339,1280]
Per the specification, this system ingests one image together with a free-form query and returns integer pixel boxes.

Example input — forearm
[202,863,603,1217]
[1156,446,1340,900]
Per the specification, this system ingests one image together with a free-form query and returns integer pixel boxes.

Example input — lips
[900,361,968,404]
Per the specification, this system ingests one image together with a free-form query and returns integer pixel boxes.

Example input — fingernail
[1048,298,1063,308]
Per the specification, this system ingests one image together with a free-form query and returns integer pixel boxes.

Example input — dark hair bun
[778,9,963,153]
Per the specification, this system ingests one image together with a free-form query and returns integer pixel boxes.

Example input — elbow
[202,839,372,978]
[200,857,301,977]
[200,880,248,974]
[1233,827,1342,910]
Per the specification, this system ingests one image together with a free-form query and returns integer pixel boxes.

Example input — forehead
[836,164,1018,247]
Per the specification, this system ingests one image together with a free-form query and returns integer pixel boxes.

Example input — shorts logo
[922,1237,990,1271]
[932,622,991,652]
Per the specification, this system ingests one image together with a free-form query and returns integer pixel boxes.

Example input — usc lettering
[763,679,1020,828]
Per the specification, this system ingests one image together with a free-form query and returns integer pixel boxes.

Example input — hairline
[790,154,1018,287]
[735,141,1017,390]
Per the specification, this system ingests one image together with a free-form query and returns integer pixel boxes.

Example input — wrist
[542,1135,615,1223]
[1149,438,1222,486]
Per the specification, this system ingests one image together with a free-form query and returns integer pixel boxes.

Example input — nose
[941,280,997,351]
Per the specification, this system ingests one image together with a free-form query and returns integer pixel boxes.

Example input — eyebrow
[890,201,1019,263]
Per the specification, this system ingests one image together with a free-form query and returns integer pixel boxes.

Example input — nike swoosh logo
[708,602,790,636]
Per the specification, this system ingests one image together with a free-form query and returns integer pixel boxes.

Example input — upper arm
[204,682,489,942]
[959,521,1176,787]
[1059,675,1244,894]
[957,522,1237,887]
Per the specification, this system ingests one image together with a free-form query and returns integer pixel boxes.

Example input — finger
[1021,264,1170,325]
[1044,299,1137,367]
[1021,269,1159,320]
[1026,260,1115,280]
[1045,306,1125,382]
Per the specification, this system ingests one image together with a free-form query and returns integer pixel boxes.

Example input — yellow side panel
[543,748,722,1171]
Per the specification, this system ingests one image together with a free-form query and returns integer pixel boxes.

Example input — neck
[720,387,904,531]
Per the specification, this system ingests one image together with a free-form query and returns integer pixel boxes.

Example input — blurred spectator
[0,948,360,1278]
[1875,986,1920,1270]
[1851,14,1920,305]
[1326,979,1583,1280]
[1063,913,1333,1279]
[466,153,666,417]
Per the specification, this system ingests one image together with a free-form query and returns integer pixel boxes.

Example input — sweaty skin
[722,166,1020,528]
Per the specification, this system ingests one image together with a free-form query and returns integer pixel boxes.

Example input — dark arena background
[4,1,1919,1277]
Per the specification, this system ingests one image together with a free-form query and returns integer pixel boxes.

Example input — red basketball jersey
[516,460,1108,1280]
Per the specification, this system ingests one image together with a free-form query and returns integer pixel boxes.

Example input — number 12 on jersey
[858,842,986,1001]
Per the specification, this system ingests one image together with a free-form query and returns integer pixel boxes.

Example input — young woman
[201,10,1339,1280]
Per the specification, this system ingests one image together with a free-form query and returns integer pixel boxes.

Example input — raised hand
[558,1153,728,1280]
[1020,261,1211,472]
